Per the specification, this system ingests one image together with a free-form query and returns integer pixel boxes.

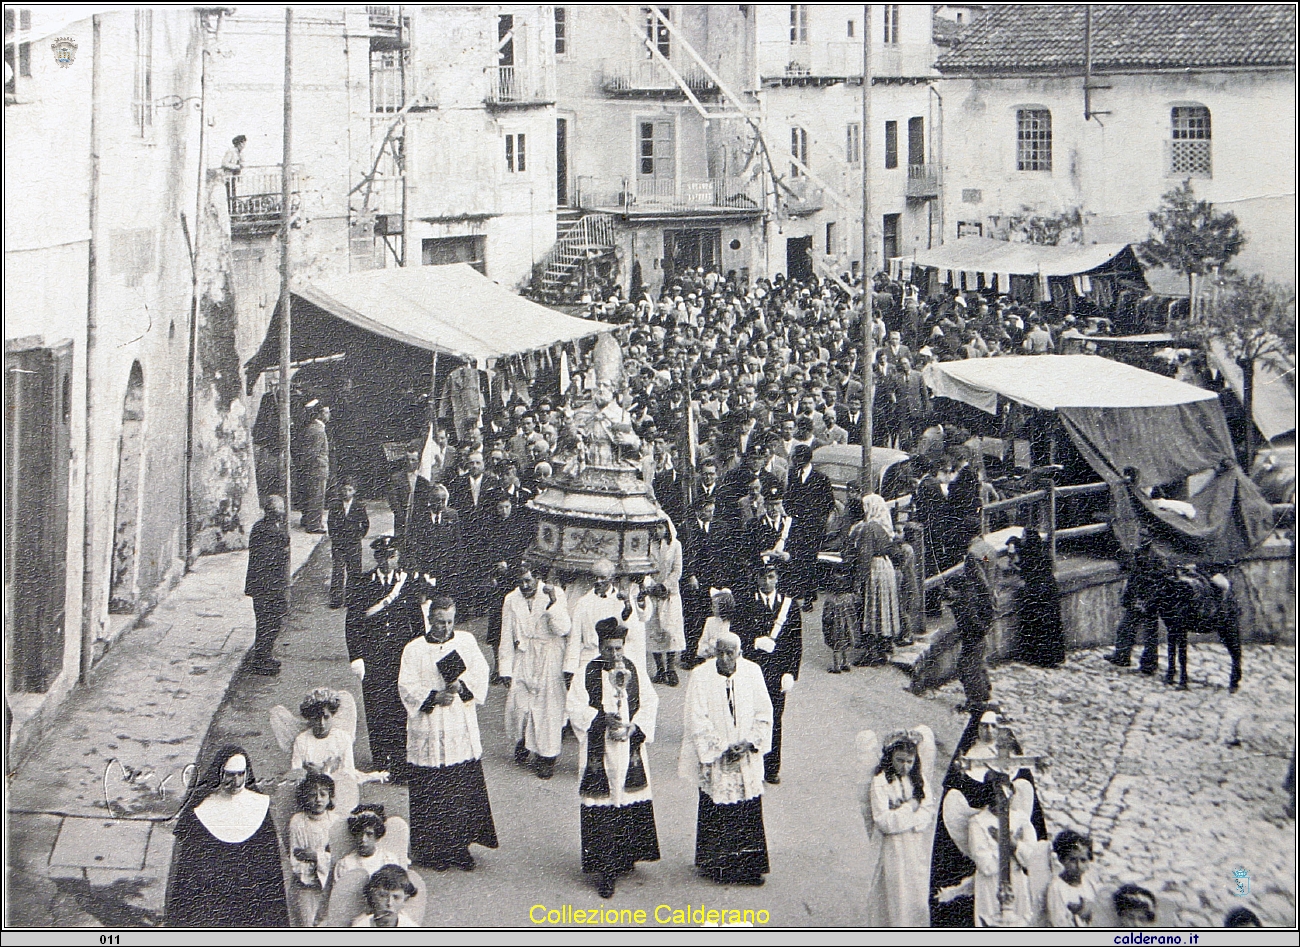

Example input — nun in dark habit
[928,710,1048,928]
[166,745,289,927]
[1008,528,1066,668]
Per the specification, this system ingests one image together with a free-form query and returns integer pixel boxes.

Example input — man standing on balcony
[222,134,246,203]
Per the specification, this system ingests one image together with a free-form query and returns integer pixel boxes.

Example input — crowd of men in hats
[227,260,1257,924]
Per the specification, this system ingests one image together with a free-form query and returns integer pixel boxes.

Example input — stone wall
[910,535,1296,692]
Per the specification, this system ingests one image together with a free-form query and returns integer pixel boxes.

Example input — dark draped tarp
[1058,402,1276,562]
[923,356,1277,563]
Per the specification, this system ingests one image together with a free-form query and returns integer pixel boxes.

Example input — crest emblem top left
[51,36,77,67]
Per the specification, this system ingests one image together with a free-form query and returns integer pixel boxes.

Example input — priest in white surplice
[398,591,499,871]
[564,558,646,679]
[500,566,570,779]
[680,630,773,886]
[567,618,661,899]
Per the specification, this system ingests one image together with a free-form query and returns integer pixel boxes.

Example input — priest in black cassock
[398,591,499,871]
[345,536,421,776]
[566,617,661,898]
[166,746,288,927]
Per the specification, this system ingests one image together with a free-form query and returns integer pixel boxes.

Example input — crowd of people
[196,263,1262,929]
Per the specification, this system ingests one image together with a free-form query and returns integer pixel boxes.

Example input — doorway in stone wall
[109,362,145,614]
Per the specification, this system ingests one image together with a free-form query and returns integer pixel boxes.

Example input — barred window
[790,5,809,43]
[1016,108,1051,171]
[1171,106,1211,175]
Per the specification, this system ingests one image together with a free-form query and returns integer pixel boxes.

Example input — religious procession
[5,3,1294,935]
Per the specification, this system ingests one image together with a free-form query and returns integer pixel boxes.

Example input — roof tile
[937,4,1297,73]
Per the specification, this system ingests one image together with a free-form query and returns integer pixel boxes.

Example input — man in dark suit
[652,442,687,525]
[327,475,370,609]
[245,494,290,676]
[405,483,464,602]
[717,448,779,533]
[345,536,422,775]
[946,446,984,556]
[735,562,802,784]
[387,439,432,548]
[894,356,929,452]
[784,444,835,609]
[446,450,499,616]
[680,495,728,664]
[482,490,534,681]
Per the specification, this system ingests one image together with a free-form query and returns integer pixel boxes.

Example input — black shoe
[536,757,556,780]
[1104,654,1130,667]
[665,670,679,687]
[765,774,780,785]
[841,664,851,673]
[651,669,666,684]
[829,666,841,674]
[597,875,616,899]
[514,741,531,766]
[448,849,476,872]
[1139,666,1158,676]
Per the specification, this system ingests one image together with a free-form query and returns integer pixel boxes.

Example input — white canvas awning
[1208,340,1297,442]
[923,354,1219,415]
[292,263,607,363]
[908,237,1134,278]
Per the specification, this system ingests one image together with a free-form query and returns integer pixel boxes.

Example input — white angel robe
[866,770,938,926]
[970,806,1036,925]
[500,585,571,758]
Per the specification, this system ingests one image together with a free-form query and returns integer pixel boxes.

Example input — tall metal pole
[859,5,874,492]
[279,8,294,560]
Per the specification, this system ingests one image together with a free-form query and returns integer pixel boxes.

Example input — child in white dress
[286,771,338,927]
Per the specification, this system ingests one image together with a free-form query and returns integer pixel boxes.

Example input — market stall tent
[923,355,1275,562]
[244,263,609,386]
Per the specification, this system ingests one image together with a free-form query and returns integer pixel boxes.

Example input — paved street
[925,644,1297,927]
[198,531,967,928]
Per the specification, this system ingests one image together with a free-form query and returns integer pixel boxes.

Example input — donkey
[1156,565,1243,692]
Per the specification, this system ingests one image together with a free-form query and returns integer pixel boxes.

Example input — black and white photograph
[4,3,1296,936]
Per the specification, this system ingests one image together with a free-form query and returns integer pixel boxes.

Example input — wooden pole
[279,7,294,560]
[860,5,874,492]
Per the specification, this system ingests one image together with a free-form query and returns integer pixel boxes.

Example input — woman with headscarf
[850,494,903,666]
[1008,528,1065,668]
[165,745,289,927]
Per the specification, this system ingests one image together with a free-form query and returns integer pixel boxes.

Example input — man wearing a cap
[680,630,772,885]
[745,483,793,580]
[737,561,802,785]
[245,495,290,676]
[567,617,661,898]
[300,403,331,533]
[399,592,498,870]
[346,535,421,776]
[501,566,570,779]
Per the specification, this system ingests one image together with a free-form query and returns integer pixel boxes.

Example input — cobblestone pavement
[925,644,1297,927]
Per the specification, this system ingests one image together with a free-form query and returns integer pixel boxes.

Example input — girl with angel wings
[857,724,938,926]
[270,687,388,818]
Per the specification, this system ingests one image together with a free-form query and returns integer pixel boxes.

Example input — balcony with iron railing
[575,174,761,215]
[226,165,300,237]
[485,64,555,108]
[599,58,718,97]
[366,5,408,46]
[905,162,940,199]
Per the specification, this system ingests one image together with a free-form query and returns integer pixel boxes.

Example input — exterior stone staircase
[534,212,616,303]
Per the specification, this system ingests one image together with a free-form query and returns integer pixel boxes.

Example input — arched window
[1016,108,1052,171]
[1171,105,1211,176]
